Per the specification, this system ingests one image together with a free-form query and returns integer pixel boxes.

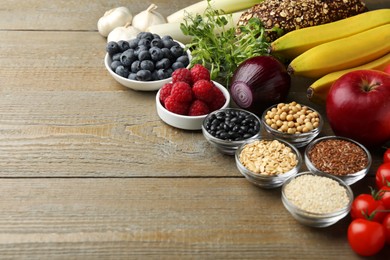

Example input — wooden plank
[0,177,387,259]
[0,0,199,31]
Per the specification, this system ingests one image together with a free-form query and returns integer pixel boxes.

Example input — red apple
[326,69,390,147]
[384,64,390,74]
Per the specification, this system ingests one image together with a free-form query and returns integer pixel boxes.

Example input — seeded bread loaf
[237,0,368,41]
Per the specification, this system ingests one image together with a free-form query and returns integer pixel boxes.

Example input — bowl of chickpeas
[261,102,323,148]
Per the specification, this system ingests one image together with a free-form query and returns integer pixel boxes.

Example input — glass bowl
[202,108,261,155]
[235,138,302,188]
[304,136,371,185]
[261,102,323,148]
[282,171,353,228]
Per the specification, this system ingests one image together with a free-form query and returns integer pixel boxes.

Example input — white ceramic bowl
[104,41,191,91]
[156,81,230,130]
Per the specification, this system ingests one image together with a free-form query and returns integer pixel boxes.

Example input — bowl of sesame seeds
[304,136,371,185]
[261,102,323,148]
[235,138,302,189]
[282,171,353,228]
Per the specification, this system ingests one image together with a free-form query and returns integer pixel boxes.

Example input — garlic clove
[107,23,140,42]
[132,4,166,32]
[97,6,133,37]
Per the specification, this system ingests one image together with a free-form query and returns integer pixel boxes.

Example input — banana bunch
[270,9,390,104]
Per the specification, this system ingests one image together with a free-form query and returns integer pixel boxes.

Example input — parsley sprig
[180,3,282,86]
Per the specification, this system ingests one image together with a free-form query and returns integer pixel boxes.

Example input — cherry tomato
[348,218,386,256]
[376,162,390,189]
[351,193,387,222]
[383,214,390,245]
[384,148,390,163]
[379,186,390,210]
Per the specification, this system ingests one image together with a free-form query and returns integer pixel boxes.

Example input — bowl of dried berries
[156,65,230,130]
[202,108,261,155]
[304,136,371,185]
[282,171,353,228]
[261,102,323,148]
[235,138,302,188]
[105,32,191,91]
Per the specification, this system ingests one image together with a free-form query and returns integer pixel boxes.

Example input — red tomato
[383,214,390,245]
[376,162,390,189]
[351,193,387,222]
[348,218,386,256]
[379,186,390,210]
[384,148,390,163]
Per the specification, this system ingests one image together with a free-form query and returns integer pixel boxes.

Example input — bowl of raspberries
[104,32,191,91]
[156,64,230,130]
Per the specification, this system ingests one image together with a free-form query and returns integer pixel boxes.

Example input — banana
[287,24,390,78]
[271,9,390,60]
[307,52,390,105]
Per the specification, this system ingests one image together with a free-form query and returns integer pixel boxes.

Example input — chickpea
[264,102,321,134]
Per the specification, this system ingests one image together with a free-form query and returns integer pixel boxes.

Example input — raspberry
[164,95,189,115]
[209,86,226,111]
[170,82,193,103]
[171,68,192,85]
[190,64,210,83]
[188,100,210,116]
[192,79,215,104]
[159,83,173,105]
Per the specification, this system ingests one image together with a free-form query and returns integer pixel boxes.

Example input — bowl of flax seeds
[304,136,371,185]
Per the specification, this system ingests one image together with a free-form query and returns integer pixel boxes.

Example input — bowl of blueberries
[202,108,262,155]
[104,32,191,91]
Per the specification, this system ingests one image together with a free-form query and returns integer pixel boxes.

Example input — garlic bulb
[132,4,166,32]
[97,6,133,37]
[107,23,140,42]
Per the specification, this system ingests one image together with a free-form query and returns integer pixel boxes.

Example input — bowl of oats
[235,138,302,189]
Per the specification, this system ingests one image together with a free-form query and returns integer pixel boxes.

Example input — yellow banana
[271,9,390,60]
[307,52,390,105]
[287,24,390,78]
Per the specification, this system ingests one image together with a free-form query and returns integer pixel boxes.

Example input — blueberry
[136,70,152,81]
[112,52,122,61]
[140,60,154,71]
[161,48,175,61]
[117,40,130,52]
[128,73,137,80]
[171,61,185,70]
[152,33,161,39]
[152,70,159,80]
[176,55,190,67]
[138,50,151,61]
[131,60,141,73]
[151,38,164,48]
[138,32,154,41]
[115,65,130,78]
[128,38,139,49]
[149,47,164,61]
[162,39,175,49]
[138,38,151,48]
[134,45,148,56]
[110,60,122,71]
[170,45,184,58]
[120,49,136,66]
[162,35,173,41]
[106,41,120,55]
[156,69,171,80]
[155,58,171,70]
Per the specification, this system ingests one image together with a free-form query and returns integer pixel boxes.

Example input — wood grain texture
[0,177,387,259]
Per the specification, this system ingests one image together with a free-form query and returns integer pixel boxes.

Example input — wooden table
[0,0,389,258]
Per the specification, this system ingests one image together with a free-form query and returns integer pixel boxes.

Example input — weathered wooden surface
[0,0,389,258]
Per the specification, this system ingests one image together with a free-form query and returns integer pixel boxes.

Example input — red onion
[230,56,291,115]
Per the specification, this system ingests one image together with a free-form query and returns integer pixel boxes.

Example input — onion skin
[230,56,291,115]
